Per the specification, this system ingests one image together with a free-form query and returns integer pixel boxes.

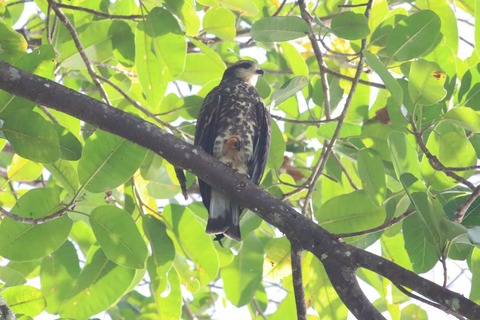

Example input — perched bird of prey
[194,60,271,242]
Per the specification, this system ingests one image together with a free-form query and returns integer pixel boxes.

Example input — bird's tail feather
[206,190,241,242]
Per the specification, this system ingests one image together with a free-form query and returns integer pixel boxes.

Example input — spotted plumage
[194,60,271,242]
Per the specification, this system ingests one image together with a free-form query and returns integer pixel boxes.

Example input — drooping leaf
[2,285,46,317]
[59,247,136,319]
[222,233,263,307]
[444,107,480,132]
[2,109,61,163]
[251,17,308,42]
[90,206,148,269]
[386,10,441,62]
[40,241,81,314]
[0,188,72,261]
[270,76,309,107]
[162,205,219,286]
[203,7,236,42]
[408,59,447,105]
[263,236,291,281]
[357,148,386,207]
[267,120,286,169]
[331,11,370,40]
[78,130,147,193]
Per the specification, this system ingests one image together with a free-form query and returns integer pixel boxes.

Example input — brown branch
[1,58,480,320]
[92,61,138,78]
[55,2,144,20]
[0,200,78,225]
[272,0,288,16]
[334,209,415,238]
[299,0,372,216]
[408,119,475,190]
[298,0,331,119]
[332,152,360,190]
[289,239,307,320]
[271,114,338,125]
[0,295,16,320]
[454,185,480,222]
[48,0,110,104]
[94,74,194,140]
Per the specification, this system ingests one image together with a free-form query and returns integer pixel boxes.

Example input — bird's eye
[238,62,252,69]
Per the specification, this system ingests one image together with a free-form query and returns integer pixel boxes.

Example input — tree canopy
[0,0,480,319]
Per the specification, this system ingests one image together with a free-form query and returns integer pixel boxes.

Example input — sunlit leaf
[251,17,308,42]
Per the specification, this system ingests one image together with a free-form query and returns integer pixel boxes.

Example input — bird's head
[221,60,264,86]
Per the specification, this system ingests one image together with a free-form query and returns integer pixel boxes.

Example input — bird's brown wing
[248,102,271,185]
[194,88,222,210]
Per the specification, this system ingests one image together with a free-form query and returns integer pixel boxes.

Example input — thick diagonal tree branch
[0,59,479,320]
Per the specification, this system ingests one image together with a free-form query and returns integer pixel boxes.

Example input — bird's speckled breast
[213,81,262,174]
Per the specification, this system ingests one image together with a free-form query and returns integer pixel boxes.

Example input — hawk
[194,60,271,242]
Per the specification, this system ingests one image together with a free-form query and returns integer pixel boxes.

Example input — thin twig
[55,2,144,20]
[271,114,338,125]
[252,298,268,320]
[408,118,475,190]
[395,286,465,320]
[332,152,360,190]
[272,0,288,16]
[454,185,480,222]
[0,200,78,225]
[92,61,138,78]
[319,37,360,57]
[298,0,331,119]
[49,0,110,104]
[95,74,194,140]
[299,0,374,216]
[334,209,415,238]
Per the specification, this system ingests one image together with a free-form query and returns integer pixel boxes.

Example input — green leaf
[0,188,72,261]
[57,20,115,68]
[40,241,81,314]
[177,53,225,86]
[357,148,386,207]
[280,42,308,76]
[78,130,147,193]
[458,64,480,111]
[267,120,286,169]
[90,206,148,269]
[2,109,61,163]
[203,7,236,42]
[316,190,385,235]
[147,259,182,319]
[7,154,43,182]
[52,124,83,161]
[2,285,46,317]
[164,0,200,37]
[142,215,175,271]
[270,76,309,107]
[0,18,27,64]
[110,20,135,67]
[469,248,480,304]
[317,122,361,140]
[403,209,440,273]
[59,247,136,319]
[251,17,308,42]
[218,0,258,16]
[444,107,480,132]
[222,233,263,307]
[408,59,446,105]
[142,8,186,84]
[387,132,422,181]
[363,50,402,110]
[401,304,427,319]
[263,237,291,281]
[0,266,27,289]
[44,159,79,195]
[162,205,219,286]
[421,123,476,190]
[386,10,441,62]
[330,12,370,40]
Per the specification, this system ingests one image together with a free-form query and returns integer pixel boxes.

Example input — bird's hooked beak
[256,69,264,77]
